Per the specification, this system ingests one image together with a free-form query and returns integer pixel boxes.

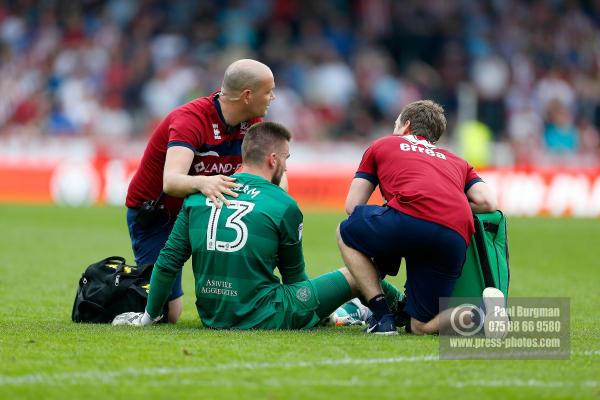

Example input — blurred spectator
[304,46,356,114]
[543,99,579,154]
[472,55,510,139]
[47,97,77,136]
[457,120,493,169]
[141,59,197,120]
[534,69,577,116]
[507,104,544,165]
[91,93,133,139]
[577,116,600,165]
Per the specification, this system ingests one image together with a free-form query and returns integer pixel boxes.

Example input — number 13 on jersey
[206,199,255,252]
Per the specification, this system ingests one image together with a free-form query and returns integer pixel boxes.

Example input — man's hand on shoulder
[195,175,239,208]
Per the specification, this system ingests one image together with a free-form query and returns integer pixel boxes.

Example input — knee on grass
[410,317,437,335]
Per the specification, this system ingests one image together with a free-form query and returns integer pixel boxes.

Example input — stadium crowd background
[1,0,600,168]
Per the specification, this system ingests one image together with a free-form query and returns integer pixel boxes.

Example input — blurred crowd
[1,0,600,166]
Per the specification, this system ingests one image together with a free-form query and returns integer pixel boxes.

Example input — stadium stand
[1,1,600,213]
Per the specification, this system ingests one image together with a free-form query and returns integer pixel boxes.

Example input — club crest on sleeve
[296,286,311,302]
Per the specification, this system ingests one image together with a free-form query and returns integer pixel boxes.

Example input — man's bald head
[221,59,273,99]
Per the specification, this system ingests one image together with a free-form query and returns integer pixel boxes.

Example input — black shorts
[340,205,467,323]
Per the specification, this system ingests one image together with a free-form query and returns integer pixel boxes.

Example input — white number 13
[206,199,255,252]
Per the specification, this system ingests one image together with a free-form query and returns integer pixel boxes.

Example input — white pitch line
[1,350,598,387]
[452,379,599,389]
[144,377,599,389]
[156,377,599,389]
[0,354,437,386]
[578,349,600,356]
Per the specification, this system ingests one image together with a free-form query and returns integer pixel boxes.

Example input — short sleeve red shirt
[356,134,481,244]
[126,92,262,217]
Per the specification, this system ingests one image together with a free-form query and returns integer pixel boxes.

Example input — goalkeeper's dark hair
[242,122,292,166]
[399,100,447,143]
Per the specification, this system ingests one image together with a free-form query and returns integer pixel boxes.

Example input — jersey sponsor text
[200,279,238,297]
[194,161,241,174]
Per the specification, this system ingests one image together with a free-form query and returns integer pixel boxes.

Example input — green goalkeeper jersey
[146,172,308,329]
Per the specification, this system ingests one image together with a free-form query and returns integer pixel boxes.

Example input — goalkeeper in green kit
[113,121,403,330]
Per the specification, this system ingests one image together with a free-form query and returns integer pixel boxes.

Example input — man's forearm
[163,172,200,197]
[345,178,376,215]
[470,201,497,214]
[466,182,498,213]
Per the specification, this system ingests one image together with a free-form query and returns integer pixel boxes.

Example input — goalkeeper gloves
[111,311,161,326]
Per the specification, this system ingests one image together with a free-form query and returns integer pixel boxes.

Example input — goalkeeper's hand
[112,311,160,326]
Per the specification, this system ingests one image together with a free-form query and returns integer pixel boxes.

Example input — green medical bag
[451,211,510,298]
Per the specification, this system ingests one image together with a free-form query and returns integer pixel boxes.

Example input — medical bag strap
[473,215,496,289]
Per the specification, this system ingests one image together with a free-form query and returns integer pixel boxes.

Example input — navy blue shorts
[127,208,183,301]
[340,205,467,323]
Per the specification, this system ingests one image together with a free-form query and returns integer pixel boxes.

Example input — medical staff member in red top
[126,59,276,323]
[337,100,497,335]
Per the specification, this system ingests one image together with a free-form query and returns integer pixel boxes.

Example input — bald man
[125,59,276,323]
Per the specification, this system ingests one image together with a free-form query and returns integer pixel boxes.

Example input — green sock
[380,279,405,314]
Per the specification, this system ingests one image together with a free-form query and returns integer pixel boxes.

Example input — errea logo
[403,135,437,148]
[400,135,446,160]
[212,123,222,139]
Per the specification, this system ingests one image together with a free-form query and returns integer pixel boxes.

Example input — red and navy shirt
[126,92,262,218]
[356,134,482,244]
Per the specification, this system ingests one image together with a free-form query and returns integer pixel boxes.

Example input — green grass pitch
[0,205,599,399]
